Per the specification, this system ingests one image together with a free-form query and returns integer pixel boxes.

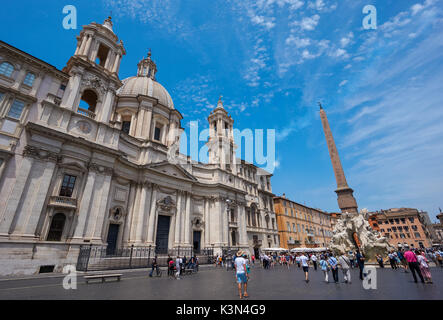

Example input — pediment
[146,161,197,182]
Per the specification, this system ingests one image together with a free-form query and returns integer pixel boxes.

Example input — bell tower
[206,97,237,174]
[60,17,126,124]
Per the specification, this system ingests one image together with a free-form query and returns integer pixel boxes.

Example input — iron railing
[76,245,214,272]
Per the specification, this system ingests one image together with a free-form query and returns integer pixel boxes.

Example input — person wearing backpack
[338,253,351,284]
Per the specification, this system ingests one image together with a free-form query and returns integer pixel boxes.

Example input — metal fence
[76,245,214,272]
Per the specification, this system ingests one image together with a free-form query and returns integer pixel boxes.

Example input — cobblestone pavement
[0,264,442,300]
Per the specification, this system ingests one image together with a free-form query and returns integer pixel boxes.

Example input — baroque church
[0,18,279,275]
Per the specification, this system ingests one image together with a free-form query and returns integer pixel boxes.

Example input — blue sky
[1,0,443,220]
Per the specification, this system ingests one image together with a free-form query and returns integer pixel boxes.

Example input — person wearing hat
[234,250,249,299]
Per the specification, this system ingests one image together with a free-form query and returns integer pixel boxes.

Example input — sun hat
[236,250,244,257]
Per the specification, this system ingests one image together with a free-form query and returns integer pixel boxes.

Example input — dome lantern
[137,49,157,80]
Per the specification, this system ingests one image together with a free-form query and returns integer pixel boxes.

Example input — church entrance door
[155,215,170,254]
[193,231,201,253]
[106,224,119,255]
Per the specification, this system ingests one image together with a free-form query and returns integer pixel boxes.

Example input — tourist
[328,254,339,283]
[319,255,329,283]
[234,250,249,299]
[285,254,291,269]
[388,251,397,269]
[311,253,318,271]
[296,254,301,268]
[181,256,187,275]
[417,251,432,284]
[338,253,351,284]
[348,251,355,268]
[168,258,175,279]
[376,254,384,268]
[397,249,408,273]
[243,253,251,281]
[251,255,255,265]
[403,249,425,283]
[356,250,365,281]
[149,255,159,277]
[299,252,310,283]
[167,255,173,276]
[175,256,182,279]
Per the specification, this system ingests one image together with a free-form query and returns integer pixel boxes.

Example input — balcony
[48,196,77,209]
[228,220,238,228]
[77,107,96,119]
[253,239,262,246]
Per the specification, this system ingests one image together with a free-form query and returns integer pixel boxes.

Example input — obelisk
[319,103,358,214]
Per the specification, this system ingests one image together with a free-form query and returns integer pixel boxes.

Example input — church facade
[0,18,278,276]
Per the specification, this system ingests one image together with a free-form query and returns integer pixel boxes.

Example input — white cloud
[285,35,311,47]
[339,80,348,87]
[292,14,320,31]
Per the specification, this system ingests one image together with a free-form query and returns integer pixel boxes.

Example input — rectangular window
[154,127,161,141]
[7,99,25,119]
[59,174,77,197]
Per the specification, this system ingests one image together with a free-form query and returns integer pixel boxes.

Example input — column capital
[23,145,61,163]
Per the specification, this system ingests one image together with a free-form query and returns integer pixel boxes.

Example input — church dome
[117,76,174,109]
[117,50,174,109]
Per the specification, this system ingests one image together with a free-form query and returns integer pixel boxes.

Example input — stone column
[112,54,121,73]
[122,182,137,244]
[183,192,191,245]
[143,108,153,138]
[174,191,182,245]
[134,182,148,243]
[238,205,248,247]
[146,185,158,244]
[11,67,27,90]
[99,89,115,124]
[78,34,88,55]
[203,197,209,247]
[61,72,81,111]
[128,183,142,242]
[135,108,145,138]
[92,173,113,240]
[72,170,97,240]
[0,156,34,236]
[83,35,93,59]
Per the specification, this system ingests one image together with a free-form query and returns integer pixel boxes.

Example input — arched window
[0,62,14,77]
[96,44,110,67]
[46,213,66,241]
[23,72,36,86]
[79,89,98,114]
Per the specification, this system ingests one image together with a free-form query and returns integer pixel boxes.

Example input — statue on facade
[329,212,394,261]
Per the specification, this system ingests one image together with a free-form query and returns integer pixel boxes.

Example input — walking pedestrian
[299,252,310,283]
[175,256,182,280]
[296,254,301,268]
[328,254,339,283]
[338,253,351,284]
[388,251,397,269]
[348,251,355,268]
[311,254,318,271]
[376,254,384,268]
[319,255,329,283]
[149,256,159,277]
[234,250,249,299]
[356,249,365,281]
[417,251,432,284]
[404,249,425,283]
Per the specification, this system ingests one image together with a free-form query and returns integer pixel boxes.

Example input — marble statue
[329,212,394,261]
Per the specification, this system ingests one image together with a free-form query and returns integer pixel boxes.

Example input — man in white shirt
[311,254,318,271]
[175,256,182,279]
[234,250,248,299]
[299,253,310,283]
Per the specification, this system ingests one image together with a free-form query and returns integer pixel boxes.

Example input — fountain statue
[329,211,394,261]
